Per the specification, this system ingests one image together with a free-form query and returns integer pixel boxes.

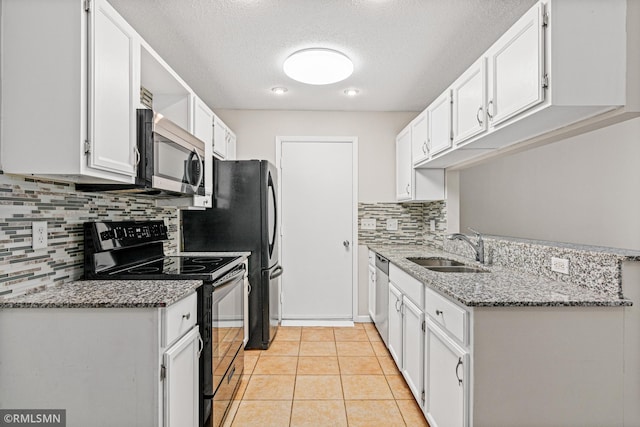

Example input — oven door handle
[212,265,245,289]
[269,265,283,280]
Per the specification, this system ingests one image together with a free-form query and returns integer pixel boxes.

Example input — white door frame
[276,136,360,324]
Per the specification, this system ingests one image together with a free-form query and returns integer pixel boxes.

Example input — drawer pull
[435,309,443,316]
[182,313,191,320]
[456,357,463,386]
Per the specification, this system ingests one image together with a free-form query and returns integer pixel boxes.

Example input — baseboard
[354,315,373,323]
[281,320,355,327]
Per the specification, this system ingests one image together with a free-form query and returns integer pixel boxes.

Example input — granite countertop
[369,244,632,308]
[0,280,202,309]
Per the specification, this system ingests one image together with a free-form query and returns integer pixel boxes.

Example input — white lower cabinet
[163,326,200,427]
[388,282,404,367]
[402,297,425,405]
[0,292,200,427]
[425,319,469,427]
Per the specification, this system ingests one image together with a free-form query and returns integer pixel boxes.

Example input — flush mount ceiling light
[344,88,360,97]
[271,87,288,95]
[283,48,354,85]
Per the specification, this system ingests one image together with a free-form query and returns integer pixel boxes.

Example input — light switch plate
[361,218,377,230]
[551,257,569,274]
[32,221,47,250]
[386,219,398,231]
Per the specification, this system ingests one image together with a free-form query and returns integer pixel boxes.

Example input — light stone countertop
[0,279,202,308]
[369,244,632,308]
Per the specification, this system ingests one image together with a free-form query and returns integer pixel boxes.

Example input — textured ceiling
[109,0,537,112]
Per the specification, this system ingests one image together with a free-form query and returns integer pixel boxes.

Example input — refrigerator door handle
[269,265,283,280]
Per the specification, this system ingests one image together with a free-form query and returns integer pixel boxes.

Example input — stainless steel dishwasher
[374,253,390,346]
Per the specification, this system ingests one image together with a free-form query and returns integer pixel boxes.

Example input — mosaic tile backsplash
[0,173,179,297]
[358,201,447,246]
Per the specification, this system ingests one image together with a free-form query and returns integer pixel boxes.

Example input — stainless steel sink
[407,257,466,267]
[425,265,488,273]
[406,257,488,273]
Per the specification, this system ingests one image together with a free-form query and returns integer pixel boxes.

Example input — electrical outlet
[429,219,436,232]
[551,257,569,274]
[361,218,377,230]
[386,218,398,231]
[32,221,48,250]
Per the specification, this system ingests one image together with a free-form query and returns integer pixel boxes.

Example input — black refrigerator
[182,159,282,349]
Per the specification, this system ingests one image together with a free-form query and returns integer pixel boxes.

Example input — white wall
[214,109,416,202]
[459,117,640,250]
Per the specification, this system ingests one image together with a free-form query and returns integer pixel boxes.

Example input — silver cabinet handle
[197,334,203,358]
[435,309,443,316]
[343,240,350,249]
[182,312,191,320]
[405,183,410,195]
[422,142,427,154]
[395,298,402,312]
[133,146,141,167]
[487,100,494,120]
[476,106,484,125]
[456,357,463,386]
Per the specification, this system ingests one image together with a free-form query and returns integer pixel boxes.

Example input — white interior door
[279,138,355,321]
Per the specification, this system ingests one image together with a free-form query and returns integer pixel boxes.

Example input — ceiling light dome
[283,48,354,85]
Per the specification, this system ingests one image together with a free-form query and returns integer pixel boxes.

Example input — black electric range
[83,220,247,427]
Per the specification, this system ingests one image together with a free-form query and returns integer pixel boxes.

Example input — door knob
[343,240,350,249]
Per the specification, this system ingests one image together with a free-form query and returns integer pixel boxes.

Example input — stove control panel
[85,220,168,251]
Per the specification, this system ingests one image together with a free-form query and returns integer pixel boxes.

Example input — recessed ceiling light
[271,87,288,95]
[344,88,360,97]
[283,48,354,85]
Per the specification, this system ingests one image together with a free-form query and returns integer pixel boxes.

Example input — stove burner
[191,257,224,263]
[128,266,160,274]
[180,265,207,272]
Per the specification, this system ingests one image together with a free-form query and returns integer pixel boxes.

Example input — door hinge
[421,390,425,404]
[542,11,549,28]
[542,73,549,90]
[160,364,166,381]
[84,140,91,155]
[421,320,426,332]
[84,0,91,12]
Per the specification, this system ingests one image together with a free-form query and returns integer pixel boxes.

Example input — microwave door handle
[192,149,204,190]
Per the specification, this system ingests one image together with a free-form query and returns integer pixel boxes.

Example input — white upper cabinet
[1,0,137,183]
[452,58,487,145]
[415,0,627,169]
[427,91,453,156]
[192,96,214,147]
[395,125,413,201]
[411,111,429,166]
[213,114,233,159]
[486,3,544,127]
[89,0,137,177]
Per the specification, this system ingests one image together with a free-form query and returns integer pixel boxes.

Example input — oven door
[210,271,245,396]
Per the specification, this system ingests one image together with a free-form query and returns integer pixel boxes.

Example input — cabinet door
[487,3,544,127]
[452,57,487,145]
[163,326,200,427]
[402,296,424,405]
[368,265,376,320]
[226,130,237,160]
[89,0,137,177]
[425,320,468,427]
[427,91,452,156]
[411,111,429,165]
[395,126,412,201]
[193,96,214,145]
[213,116,228,159]
[388,282,403,368]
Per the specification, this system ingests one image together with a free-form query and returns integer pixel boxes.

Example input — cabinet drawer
[425,287,468,345]
[389,263,424,310]
[163,292,197,347]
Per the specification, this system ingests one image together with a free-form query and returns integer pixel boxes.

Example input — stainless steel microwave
[77,109,207,198]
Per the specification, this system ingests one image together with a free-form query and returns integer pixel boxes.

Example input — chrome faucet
[447,228,485,264]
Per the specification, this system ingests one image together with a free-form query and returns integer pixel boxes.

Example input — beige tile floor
[223,323,430,427]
